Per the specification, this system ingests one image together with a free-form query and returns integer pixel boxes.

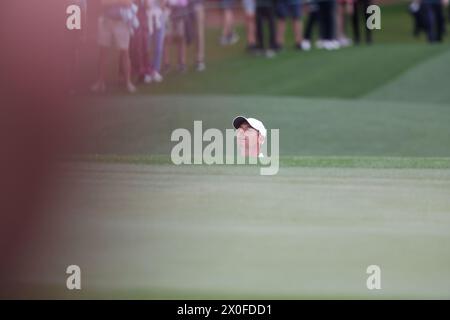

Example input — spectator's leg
[276,1,286,47]
[163,21,172,71]
[128,31,137,77]
[115,20,134,90]
[318,0,327,40]
[221,0,234,41]
[248,14,257,47]
[153,20,166,73]
[351,0,360,44]
[417,4,427,34]
[320,0,333,40]
[293,18,303,45]
[304,5,318,41]
[336,1,344,40]
[292,3,303,45]
[412,10,421,37]
[177,20,187,69]
[268,4,277,49]
[447,5,450,23]
[322,1,330,40]
[363,0,372,43]
[256,6,265,49]
[433,3,444,42]
[93,17,112,90]
[135,28,144,78]
[277,18,286,47]
[137,26,150,79]
[194,3,206,64]
[119,49,133,89]
[343,1,351,38]
[422,3,436,42]
[148,21,162,76]
[329,0,337,40]
[244,0,257,47]
[142,26,152,76]
[328,0,336,40]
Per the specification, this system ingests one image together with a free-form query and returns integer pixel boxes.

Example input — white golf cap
[232,116,267,138]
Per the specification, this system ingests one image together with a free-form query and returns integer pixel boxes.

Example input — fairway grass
[365,47,450,104]
[22,163,450,299]
[77,94,450,157]
[132,43,449,98]
[74,154,450,169]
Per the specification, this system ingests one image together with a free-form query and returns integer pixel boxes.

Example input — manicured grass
[146,43,447,98]
[365,47,450,104]
[76,95,450,157]
[73,154,450,169]
[23,163,450,299]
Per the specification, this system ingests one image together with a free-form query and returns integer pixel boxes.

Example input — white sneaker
[265,49,276,59]
[330,40,341,50]
[315,40,325,49]
[220,32,240,46]
[229,32,240,45]
[338,37,352,47]
[126,82,137,93]
[323,40,339,50]
[196,62,206,72]
[301,40,311,51]
[152,71,163,82]
[90,81,106,93]
[144,74,152,84]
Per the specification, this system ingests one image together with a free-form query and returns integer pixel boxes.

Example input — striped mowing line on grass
[66,155,450,169]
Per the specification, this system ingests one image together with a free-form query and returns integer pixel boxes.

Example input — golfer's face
[237,123,259,156]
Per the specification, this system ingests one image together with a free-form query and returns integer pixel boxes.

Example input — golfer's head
[232,116,266,157]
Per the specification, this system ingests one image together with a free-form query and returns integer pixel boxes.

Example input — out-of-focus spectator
[410,0,427,37]
[190,0,207,71]
[336,0,353,47]
[420,0,446,42]
[303,0,319,49]
[243,0,258,50]
[351,0,372,44]
[255,0,277,57]
[220,0,240,45]
[164,0,190,73]
[163,2,173,73]
[317,0,340,49]
[147,0,167,80]
[130,0,152,83]
[448,0,450,22]
[91,0,139,93]
[276,0,307,50]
